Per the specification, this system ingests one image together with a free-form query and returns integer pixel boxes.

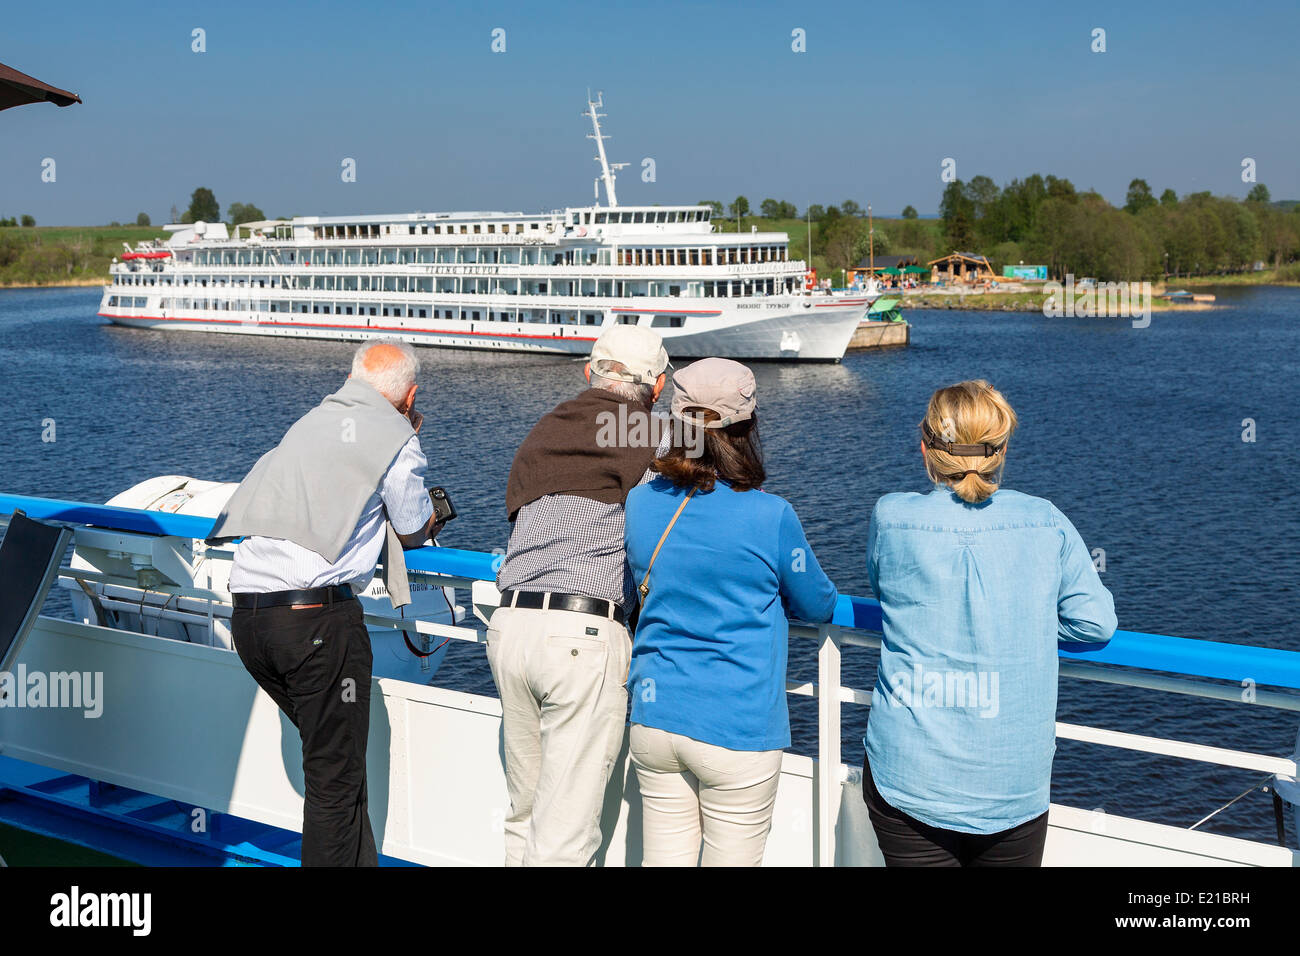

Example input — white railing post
[816,623,842,866]
[205,563,215,647]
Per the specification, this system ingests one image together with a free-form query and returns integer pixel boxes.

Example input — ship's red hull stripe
[99,313,601,342]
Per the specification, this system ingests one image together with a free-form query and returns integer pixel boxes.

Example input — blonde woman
[863,380,1116,866]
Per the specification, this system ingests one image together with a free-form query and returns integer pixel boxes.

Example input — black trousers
[232,598,378,867]
[862,756,1048,867]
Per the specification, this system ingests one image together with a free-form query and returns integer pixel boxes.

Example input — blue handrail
[4,492,1300,691]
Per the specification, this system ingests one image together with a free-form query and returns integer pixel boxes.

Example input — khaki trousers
[629,724,784,867]
[486,605,630,866]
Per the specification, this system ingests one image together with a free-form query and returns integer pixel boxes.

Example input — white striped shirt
[228,435,435,593]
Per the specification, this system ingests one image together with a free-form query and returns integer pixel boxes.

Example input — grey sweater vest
[207,377,418,606]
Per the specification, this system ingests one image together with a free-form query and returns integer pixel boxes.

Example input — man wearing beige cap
[489,324,669,866]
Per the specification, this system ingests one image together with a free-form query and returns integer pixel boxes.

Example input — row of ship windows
[112,276,789,296]
[311,209,711,239]
[578,209,709,225]
[184,245,789,268]
[315,222,541,239]
[109,295,689,329]
[196,247,557,266]
[620,246,786,266]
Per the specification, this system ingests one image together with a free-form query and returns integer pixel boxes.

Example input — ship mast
[868,204,874,274]
[586,92,626,208]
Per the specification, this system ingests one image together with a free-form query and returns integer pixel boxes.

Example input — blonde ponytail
[921,380,1018,504]
[949,470,1000,504]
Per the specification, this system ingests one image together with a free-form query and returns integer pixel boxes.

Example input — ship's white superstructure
[99,96,872,361]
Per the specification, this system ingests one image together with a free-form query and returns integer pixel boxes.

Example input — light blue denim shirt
[864,484,1116,834]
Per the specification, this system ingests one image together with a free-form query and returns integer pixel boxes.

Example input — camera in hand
[429,486,458,524]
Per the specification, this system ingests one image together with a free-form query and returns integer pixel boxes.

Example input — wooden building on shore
[928,251,996,284]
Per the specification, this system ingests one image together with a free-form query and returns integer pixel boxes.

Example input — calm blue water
[1,285,1297,842]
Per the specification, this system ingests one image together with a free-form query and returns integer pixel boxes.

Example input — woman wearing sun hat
[623,357,838,867]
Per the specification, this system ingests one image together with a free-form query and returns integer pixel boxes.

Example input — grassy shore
[0,278,114,289]
[0,225,166,288]
[901,288,1218,313]
[1171,266,1300,287]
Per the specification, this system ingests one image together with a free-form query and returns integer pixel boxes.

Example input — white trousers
[629,724,784,867]
[485,605,630,866]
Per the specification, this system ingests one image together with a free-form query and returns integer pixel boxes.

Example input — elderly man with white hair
[490,324,670,866]
[208,338,441,866]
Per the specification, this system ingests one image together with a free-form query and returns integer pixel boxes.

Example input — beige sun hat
[588,325,669,385]
[670,358,757,428]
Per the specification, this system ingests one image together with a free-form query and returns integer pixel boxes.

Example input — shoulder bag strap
[638,485,697,601]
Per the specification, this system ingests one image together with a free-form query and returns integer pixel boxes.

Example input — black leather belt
[499,589,624,626]
[232,584,355,610]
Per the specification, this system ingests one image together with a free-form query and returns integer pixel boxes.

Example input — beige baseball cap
[589,325,669,385]
[670,358,757,428]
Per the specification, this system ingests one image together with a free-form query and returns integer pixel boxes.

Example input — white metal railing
[785,620,1299,864]
[39,550,1300,867]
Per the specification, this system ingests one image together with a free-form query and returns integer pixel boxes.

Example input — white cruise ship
[99,96,874,361]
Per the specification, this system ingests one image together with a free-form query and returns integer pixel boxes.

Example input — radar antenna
[585,92,627,208]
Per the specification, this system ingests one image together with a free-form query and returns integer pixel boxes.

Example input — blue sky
[2,0,1296,225]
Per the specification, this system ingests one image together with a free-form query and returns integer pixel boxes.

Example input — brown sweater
[506,388,658,520]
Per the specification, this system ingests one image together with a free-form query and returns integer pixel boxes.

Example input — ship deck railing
[2,493,1298,865]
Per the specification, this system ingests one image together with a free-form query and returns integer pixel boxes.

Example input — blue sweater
[625,478,838,751]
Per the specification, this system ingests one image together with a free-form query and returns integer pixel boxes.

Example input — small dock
[848,297,909,350]
[1158,290,1217,304]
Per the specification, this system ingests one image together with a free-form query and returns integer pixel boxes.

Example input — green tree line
[935,175,1297,280]
[698,197,869,222]
[706,182,1300,281]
